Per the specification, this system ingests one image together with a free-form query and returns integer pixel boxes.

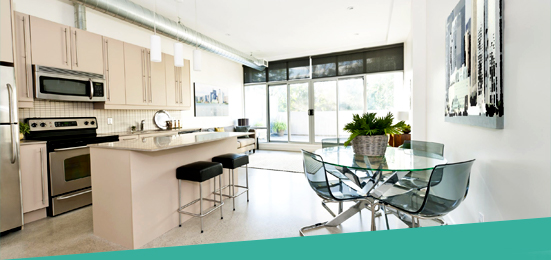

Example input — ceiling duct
[72,0,266,71]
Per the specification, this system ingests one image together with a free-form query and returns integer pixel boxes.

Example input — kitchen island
[88,132,250,249]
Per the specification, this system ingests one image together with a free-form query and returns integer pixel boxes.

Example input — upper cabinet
[70,28,104,74]
[29,16,71,70]
[13,12,33,106]
[124,42,147,105]
[103,37,126,105]
[29,16,103,74]
[149,50,167,107]
[164,54,191,109]
[1,0,14,63]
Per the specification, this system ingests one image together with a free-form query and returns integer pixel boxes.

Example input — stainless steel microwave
[34,65,106,102]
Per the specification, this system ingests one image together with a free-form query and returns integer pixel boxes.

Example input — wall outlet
[107,118,113,125]
[478,212,484,223]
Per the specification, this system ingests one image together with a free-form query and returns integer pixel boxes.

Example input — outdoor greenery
[271,121,287,133]
[365,73,395,110]
[343,112,406,147]
[19,122,30,135]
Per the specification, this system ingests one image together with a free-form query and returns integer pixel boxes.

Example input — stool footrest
[213,185,248,199]
[178,198,224,218]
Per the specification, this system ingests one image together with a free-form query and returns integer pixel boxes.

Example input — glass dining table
[311,146,448,231]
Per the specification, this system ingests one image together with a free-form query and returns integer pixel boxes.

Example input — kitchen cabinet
[1,0,13,63]
[70,27,104,74]
[165,54,191,108]
[103,37,126,105]
[124,43,148,105]
[20,143,49,214]
[149,51,167,106]
[29,15,71,70]
[13,12,33,106]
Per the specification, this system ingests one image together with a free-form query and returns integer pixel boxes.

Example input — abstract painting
[445,0,503,129]
[194,83,229,117]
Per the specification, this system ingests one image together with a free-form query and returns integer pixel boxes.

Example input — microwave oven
[34,65,106,102]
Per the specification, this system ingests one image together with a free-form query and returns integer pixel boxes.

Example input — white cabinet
[20,143,49,213]
[1,0,14,63]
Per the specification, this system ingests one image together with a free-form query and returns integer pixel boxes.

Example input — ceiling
[131,0,411,61]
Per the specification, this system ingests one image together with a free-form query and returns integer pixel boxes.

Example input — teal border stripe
[29,218,551,259]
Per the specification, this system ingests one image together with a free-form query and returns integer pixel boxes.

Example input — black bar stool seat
[176,161,224,233]
[212,153,250,211]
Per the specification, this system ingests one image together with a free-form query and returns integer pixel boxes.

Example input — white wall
[413,0,551,223]
[13,0,244,129]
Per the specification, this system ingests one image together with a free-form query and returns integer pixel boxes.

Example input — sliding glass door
[337,77,364,138]
[289,82,310,142]
[313,80,337,142]
[268,84,287,142]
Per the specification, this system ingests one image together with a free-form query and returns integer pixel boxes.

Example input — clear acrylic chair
[300,150,377,235]
[402,140,445,157]
[373,159,475,229]
[398,140,446,190]
[321,138,345,148]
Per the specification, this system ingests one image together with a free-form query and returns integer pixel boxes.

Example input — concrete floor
[0,152,433,259]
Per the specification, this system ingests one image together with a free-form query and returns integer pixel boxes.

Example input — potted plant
[19,122,30,140]
[389,124,411,147]
[343,112,405,156]
[272,121,287,136]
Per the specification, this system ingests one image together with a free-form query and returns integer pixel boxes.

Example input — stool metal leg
[178,179,182,227]
[246,164,249,202]
[200,182,203,233]
[232,169,235,211]
[213,177,216,207]
[219,175,223,219]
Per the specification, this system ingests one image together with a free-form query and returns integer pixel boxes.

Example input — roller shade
[268,62,287,82]
[288,58,310,80]
[365,46,404,73]
[244,66,266,84]
[312,56,337,78]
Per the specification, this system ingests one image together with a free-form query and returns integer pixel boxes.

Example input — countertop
[88,132,249,152]
[107,128,201,137]
[20,140,47,146]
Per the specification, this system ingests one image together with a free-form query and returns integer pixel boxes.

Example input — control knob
[84,121,89,125]
[40,123,46,127]
[90,121,95,125]
[31,123,37,128]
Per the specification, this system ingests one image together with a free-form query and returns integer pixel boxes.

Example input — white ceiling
[134,0,411,61]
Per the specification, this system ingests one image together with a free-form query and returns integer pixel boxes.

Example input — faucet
[140,120,145,131]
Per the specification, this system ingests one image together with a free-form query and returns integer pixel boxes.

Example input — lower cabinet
[20,143,49,215]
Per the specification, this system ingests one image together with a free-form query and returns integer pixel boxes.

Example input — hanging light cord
[153,0,157,35]
[195,0,198,49]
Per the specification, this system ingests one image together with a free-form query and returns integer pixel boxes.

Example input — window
[243,67,266,84]
[268,62,287,82]
[244,84,267,127]
[365,71,405,117]
[312,56,337,78]
[288,59,310,80]
[338,53,364,76]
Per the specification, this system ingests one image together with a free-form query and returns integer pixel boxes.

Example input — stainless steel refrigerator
[0,65,23,233]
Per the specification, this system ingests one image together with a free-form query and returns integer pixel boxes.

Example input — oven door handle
[53,146,88,152]
[56,189,91,201]
[89,78,94,100]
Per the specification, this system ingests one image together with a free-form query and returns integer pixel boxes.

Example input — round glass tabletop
[314,146,447,172]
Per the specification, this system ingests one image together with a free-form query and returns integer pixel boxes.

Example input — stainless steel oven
[34,65,106,102]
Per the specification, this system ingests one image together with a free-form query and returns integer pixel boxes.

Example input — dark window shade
[268,62,287,82]
[288,58,310,80]
[244,66,267,84]
[365,46,404,73]
[312,56,337,78]
[338,53,364,76]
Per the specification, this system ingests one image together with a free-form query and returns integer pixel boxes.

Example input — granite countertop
[88,132,249,152]
[107,128,201,137]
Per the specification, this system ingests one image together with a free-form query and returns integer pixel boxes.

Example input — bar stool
[176,161,224,233]
[212,153,249,211]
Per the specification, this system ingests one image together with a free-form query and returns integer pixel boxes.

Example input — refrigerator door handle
[7,83,17,164]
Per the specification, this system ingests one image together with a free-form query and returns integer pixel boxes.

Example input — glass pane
[338,77,364,138]
[312,56,337,78]
[268,62,287,82]
[41,77,88,96]
[365,46,404,73]
[313,81,337,142]
[244,85,267,127]
[365,72,405,118]
[288,59,310,80]
[244,66,266,83]
[64,154,91,181]
[289,83,309,142]
[338,53,364,76]
[269,84,288,142]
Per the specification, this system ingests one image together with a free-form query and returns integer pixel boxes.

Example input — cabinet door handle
[148,51,152,103]
[105,40,110,101]
[40,147,45,205]
[174,66,178,103]
[21,17,30,98]
[64,28,68,65]
[142,49,146,102]
[74,31,79,67]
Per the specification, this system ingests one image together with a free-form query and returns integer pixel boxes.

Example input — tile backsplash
[18,100,183,134]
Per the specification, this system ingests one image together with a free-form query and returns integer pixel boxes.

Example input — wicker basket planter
[351,135,388,156]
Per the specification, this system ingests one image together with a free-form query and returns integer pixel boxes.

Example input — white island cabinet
[20,142,49,223]
[88,132,249,249]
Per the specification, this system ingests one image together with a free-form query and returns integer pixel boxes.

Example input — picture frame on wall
[193,83,230,117]
[444,0,503,129]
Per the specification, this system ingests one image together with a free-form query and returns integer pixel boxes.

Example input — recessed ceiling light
[347,6,354,10]
[354,33,360,36]
[226,33,231,36]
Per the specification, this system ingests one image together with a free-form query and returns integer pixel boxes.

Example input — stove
[24,117,118,216]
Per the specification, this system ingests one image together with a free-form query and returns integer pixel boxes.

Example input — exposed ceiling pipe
[71,0,266,71]
[74,2,87,30]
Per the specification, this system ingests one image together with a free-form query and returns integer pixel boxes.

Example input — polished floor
[0,151,434,259]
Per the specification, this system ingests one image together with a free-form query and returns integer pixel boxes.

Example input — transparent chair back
[321,138,345,148]
[301,150,367,201]
[402,140,445,157]
[380,159,475,217]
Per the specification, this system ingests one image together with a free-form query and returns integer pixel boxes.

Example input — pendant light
[150,0,162,62]
[193,0,202,71]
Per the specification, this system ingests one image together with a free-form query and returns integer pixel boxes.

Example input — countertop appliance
[34,65,106,102]
[24,117,118,216]
[0,65,23,234]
